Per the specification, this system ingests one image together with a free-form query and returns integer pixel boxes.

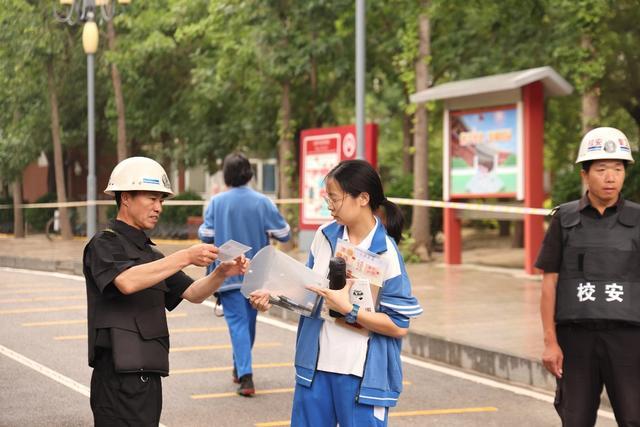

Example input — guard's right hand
[542,342,563,378]
[186,244,219,267]
[249,290,271,312]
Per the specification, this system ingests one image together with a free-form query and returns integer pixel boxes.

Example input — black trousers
[555,323,640,427]
[90,348,163,427]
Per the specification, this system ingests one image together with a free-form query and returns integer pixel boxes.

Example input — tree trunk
[498,220,510,237]
[107,20,128,162]
[512,221,524,248]
[410,4,432,261]
[12,179,24,238]
[580,35,600,133]
[581,87,600,133]
[402,111,413,174]
[47,61,73,240]
[309,29,319,127]
[278,80,294,251]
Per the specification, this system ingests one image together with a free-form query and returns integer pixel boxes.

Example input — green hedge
[161,191,203,225]
[25,192,56,232]
[0,196,13,233]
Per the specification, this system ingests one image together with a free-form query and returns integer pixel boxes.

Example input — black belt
[558,320,639,331]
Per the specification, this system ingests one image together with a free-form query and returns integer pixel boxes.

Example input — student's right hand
[249,290,272,312]
[542,342,563,378]
[186,244,219,267]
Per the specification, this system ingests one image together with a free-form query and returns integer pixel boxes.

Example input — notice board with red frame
[299,124,378,230]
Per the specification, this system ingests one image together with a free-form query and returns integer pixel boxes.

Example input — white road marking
[0,267,85,281]
[0,343,90,397]
[0,344,169,427]
[207,301,616,420]
[4,267,616,422]
[399,355,615,420]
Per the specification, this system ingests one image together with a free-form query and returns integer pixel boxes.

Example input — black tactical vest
[556,199,640,323]
[86,228,171,375]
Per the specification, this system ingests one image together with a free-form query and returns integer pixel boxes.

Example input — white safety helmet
[575,127,634,164]
[104,156,175,198]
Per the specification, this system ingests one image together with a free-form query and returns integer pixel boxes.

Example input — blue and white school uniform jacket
[295,220,423,407]
[198,186,291,293]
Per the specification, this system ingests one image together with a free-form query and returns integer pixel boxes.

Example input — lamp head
[82,20,99,54]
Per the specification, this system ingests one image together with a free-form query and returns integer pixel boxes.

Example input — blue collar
[321,219,388,255]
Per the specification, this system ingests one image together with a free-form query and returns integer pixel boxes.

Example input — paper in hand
[217,240,252,262]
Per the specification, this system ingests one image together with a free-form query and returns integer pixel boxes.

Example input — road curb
[0,255,574,397]
[0,255,84,276]
[0,254,555,391]
[264,305,558,393]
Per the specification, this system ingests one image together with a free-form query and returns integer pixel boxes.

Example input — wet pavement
[0,233,544,362]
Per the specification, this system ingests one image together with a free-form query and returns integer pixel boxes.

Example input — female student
[250,159,422,427]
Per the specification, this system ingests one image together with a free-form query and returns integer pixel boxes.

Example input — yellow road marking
[22,312,186,327]
[254,406,498,426]
[54,326,227,341]
[0,295,84,303]
[171,342,281,353]
[0,287,80,294]
[173,362,293,375]
[0,283,77,289]
[168,326,227,333]
[24,319,87,327]
[389,407,498,417]
[54,335,86,341]
[0,305,85,315]
[167,313,189,319]
[255,422,290,427]
[192,388,294,400]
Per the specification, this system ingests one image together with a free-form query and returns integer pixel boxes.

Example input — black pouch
[110,306,170,376]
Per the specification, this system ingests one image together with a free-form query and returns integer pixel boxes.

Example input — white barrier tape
[389,197,551,216]
[0,198,551,216]
[0,198,302,209]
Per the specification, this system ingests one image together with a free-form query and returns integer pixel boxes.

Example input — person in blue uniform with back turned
[250,159,422,426]
[199,152,291,396]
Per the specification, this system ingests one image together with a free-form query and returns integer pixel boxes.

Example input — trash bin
[186,216,203,240]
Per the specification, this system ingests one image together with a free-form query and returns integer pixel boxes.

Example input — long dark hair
[326,160,404,243]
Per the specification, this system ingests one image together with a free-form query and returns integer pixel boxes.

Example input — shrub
[0,196,13,233]
[398,232,421,263]
[551,167,582,206]
[161,190,204,225]
[25,192,56,232]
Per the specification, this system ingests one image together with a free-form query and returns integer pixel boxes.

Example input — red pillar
[444,207,461,264]
[522,82,545,274]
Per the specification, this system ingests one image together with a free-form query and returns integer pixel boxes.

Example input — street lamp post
[55,0,129,238]
[355,0,366,160]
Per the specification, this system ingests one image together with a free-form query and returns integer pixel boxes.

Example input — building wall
[22,162,48,203]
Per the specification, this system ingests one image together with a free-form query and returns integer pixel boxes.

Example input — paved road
[0,267,616,426]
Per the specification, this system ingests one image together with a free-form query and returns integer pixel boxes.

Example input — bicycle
[45,209,60,241]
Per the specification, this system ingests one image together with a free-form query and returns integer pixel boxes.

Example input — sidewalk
[0,234,555,392]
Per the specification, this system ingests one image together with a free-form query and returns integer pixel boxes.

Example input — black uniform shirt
[84,220,193,350]
[535,193,624,273]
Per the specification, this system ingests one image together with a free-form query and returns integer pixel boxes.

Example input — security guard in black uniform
[84,157,247,426]
[537,127,640,426]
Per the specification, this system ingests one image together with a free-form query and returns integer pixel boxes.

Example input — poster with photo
[299,124,378,230]
[300,134,341,225]
[449,105,521,198]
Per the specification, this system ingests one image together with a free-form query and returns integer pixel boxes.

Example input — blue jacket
[294,220,423,407]
[198,186,291,293]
